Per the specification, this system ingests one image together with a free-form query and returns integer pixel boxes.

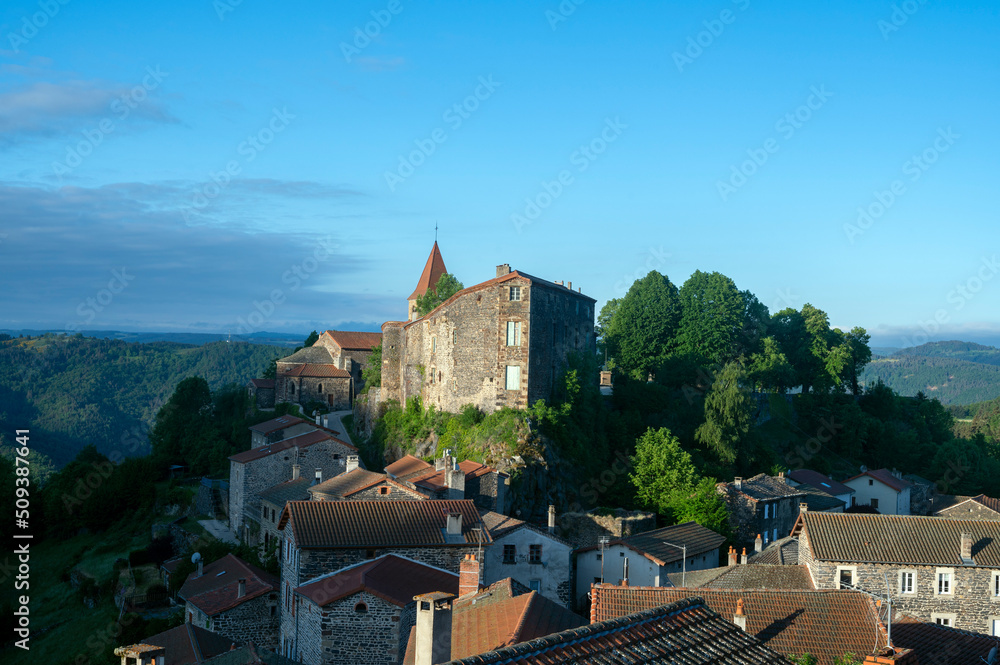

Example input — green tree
[670,477,731,539]
[596,298,620,368]
[149,377,215,465]
[630,427,698,517]
[604,271,682,380]
[416,273,464,316]
[738,290,770,359]
[748,337,795,392]
[695,361,755,471]
[303,330,319,347]
[362,343,382,391]
[676,270,745,366]
[842,327,872,395]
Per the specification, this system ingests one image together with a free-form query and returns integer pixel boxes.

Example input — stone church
[381,243,597,413]
[274,329,382,409]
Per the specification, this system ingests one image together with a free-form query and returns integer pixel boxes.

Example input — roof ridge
[507,591,538,645]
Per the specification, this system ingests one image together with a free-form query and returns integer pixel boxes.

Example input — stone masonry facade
[292,590,413,665]
[382,266,595,414]
[938,501,1000,521]
[186,592,279,652]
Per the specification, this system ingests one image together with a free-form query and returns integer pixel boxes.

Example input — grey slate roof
[668,564,814,590]
[276,345,334,365]
[749,536,800,565]
[576,521,727,566]
[258,478,311,506]
[796,485,848,512]
[722,473,807,501]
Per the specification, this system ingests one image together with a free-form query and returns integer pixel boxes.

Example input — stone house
[385,451,509,512]
[842,468,911,514]
[573,521,726,609]
[114,623,238,665]
[286,554,465,665]
[381,248,597,414]
[247,378,275,410]
[794,510,1000,635]
[479,508,574,607]
[258,476,311,555]
[228,429,357,538]
[936,494,1000,521]
[400,576,585,665]
[276,499,491,655]
[178,554,279,652]
[248,415,312,449]
[717,473,807,547]
[308,466,430,503]
[275,330,382,409]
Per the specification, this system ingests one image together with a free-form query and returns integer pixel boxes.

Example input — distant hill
[0,328,306,347]
[861,341,1000,405]
[0,333,286,467]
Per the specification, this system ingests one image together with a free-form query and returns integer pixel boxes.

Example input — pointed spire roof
[407,241,448,301]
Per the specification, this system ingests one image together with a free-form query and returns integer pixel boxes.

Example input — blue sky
[1,0,997,348]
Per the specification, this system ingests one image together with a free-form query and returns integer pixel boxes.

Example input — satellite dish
[191,552,202,564]
[985,646,997,665]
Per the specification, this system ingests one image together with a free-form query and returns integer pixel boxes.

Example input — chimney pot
[728,547,738,566]
[733,598,747,632]
[496,264,511,277]
[734,477,743,490]
[567,281,572,291]
[740,548,747,565]
[237,578,246,599]
[548,505,556,534]
[459,554,480,596]
[754,534,763,554]
[346,455,360,473]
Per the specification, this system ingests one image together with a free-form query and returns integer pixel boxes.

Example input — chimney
[961,532,973,562]
[733,598,747,632]
[754,534,763,553]
[548,505,556,535]
[445,512,462,536]
[414,592,454,665]
[346,455,360,473]
[313,468,322,485]
[291,464,300,481]
[734,477,743,490]
[778,471,785,482]
[435,448,454,471]
[459,554,480,596]
[622,557,629,586]
[315,414,321,425]
[567,281,572,291]
[555,280,563,286]
[496,264,511,277]
[740,548,747,565]
[237,578,246,599]
[197,559,203,578]
[728,546,737,566]
[445,463,465,500]
[800,502,808,513]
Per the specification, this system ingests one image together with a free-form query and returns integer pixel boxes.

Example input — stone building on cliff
[274,329,382,409]
[381,244,597,414]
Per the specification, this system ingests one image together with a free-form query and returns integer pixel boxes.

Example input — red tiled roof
[385,454,433,480]
[229,429,355,463]
[844,468,912,492]
[787,469,854,497]
[479,511,526,539]
[295,554,459,607]
[138,623,238,665]
[278,499,491,548]
[799,512,1000,566]
[445,595,790,665]
[891,612,1000,663]
[179,554,278,617]
[410,460,502,491]
[248,378,274,389]
[307,469,429,500]
[321,330,383,351]
[591,585,885,665]
[667,564,815,590]
[248,415,307,435]
[281,363,351,378]
[407,241,448,301]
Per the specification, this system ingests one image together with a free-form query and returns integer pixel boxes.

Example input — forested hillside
[861,341,1000,405]
[0,333,285,467]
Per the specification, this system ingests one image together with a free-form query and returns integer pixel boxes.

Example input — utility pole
[662,541,687,587]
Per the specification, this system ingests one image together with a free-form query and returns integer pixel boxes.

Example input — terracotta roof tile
[278,499,491,548]
[280,363,351,378]
[385,454,433,480]
[295,554,459,607]
[407,241,449,301]
[321,329,383,351]
[891,612,1000,663]
[135,624,238,665]
[788,469,854,497]
[591,585,884,665]
[248,415,307,435]
[446,595,790,664]
[844,468,912,492]
[179,554,278,617]
[248,378,275,389]
[228,429,355,463]
[800,512,1000,565]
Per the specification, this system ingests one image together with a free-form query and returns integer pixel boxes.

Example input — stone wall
[720,492,801,548]
[556,509,657,549]
[276,373,353,410]
[482,527,572,607]
[250,385,275,409]
[526,281,596,405]
[296,591,406,665]
[229,438,354,534]
[292,545,484,587]
[206,593,280,652]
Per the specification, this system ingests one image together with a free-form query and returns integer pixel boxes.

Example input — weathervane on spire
[435,221,439,243]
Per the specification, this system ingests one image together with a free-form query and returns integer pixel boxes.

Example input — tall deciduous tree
[842,327,872,395]
[630,427,698,517]
[748,336,795,392]
[696,360,756,471]
[604,271,682,380]
[415,273,464,316]
[596,298,620,368]
[676,270,745,366]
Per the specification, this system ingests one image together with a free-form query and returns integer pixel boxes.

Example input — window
[993,572,1000,598]
[505,365,521,391]
[506,321,522,346]
[773,528,778,542]
[453,330,458,344]
[937,569,953,595]
[763,504,769,519]
[317,383,323,393]
[932,613,955,627]
[529,580,541,592]
[432,337,436,352]
[900,571,916,594]
[365,549,377,559]
[354,602,368,614]
[869,479,874,486]
[290,383,295,394]
[503,544,517,564]
[836,566,857,590]
[870,498,879,510]
[379,486,389,495]
[509,286,521,301]
[529,544,542,564]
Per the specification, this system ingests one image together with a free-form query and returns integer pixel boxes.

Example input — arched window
[354,602,368,614]
[290,383,295,395]
[318,383,323,393]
